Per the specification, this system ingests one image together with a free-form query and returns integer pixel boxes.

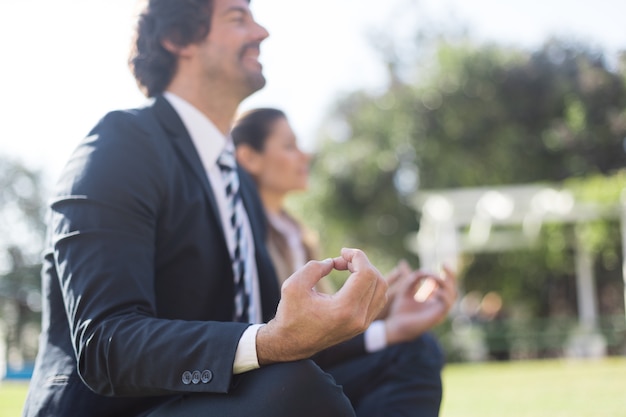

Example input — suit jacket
[23,96,365,417]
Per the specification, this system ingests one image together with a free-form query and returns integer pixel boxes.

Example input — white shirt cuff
[364,320,388,353]
[233,324,264,374]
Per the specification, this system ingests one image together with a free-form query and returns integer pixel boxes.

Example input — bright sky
[1,0,625,188]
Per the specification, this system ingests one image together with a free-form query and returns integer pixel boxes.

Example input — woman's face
[252,117,310,195]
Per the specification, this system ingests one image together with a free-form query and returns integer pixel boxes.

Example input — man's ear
[161,38,195,58]
[236,145,263,175]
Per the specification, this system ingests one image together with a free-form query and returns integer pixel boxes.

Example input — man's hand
[383,264,457,346]
[256,248,388,365]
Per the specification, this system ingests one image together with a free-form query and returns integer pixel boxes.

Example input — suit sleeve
[51,110,248,396]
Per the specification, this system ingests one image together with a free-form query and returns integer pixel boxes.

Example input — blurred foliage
[288,36,626,320]
[0,156,46,367]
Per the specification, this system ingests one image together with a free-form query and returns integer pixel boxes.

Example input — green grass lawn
[441,357,626,417]
[1,358,625,416]
[0,381,28,417]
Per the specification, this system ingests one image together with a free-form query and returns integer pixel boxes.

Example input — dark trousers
[327,332,445,417]
[146,333,444,417]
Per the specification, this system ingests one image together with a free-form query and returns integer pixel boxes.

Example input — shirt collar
[163,91,230,168]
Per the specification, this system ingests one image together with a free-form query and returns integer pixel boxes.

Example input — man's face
[197,0,269,98]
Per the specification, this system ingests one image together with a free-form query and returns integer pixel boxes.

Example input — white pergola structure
[406,183,626,354]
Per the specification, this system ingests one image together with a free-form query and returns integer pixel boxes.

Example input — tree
[290,37,626,327]
[0,156,47,371]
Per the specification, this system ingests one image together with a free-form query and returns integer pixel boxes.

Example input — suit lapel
[151,96,227,243]
[151,96,280,319]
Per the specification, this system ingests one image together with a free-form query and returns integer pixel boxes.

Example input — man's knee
[397,332,445,371]
[247,360,355,417]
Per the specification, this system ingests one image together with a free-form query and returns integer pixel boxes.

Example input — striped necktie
[217,145,251,322]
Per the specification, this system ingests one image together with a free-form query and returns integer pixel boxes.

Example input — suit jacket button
[191,370,202,384]
[201,370,213,383]
[182,371,192,385]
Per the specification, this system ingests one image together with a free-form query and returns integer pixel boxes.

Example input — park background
[1,0,626,415]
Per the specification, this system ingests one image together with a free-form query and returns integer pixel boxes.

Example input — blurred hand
[383,263,457,346]
[377,259,412,320]
[257,248,388,365]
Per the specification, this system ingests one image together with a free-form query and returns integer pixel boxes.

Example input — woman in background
[231,108,331,290]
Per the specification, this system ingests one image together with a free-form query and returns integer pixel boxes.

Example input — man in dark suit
[23,0,454,416]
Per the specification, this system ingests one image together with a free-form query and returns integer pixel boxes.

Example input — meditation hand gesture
[381,260,457,346]
[257,248,388,365]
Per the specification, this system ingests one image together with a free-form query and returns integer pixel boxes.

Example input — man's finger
[335,249,381,301]
[331,254,349,271]
[284,258,335,291]
[340,247,372,272]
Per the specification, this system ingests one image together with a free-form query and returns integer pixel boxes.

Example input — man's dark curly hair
[129,0,215,97]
